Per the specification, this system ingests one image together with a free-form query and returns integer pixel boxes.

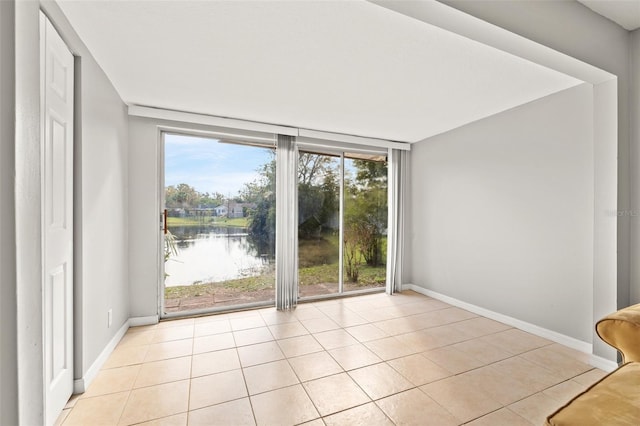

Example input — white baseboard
[73,315,159,394]
[73,319,129,394]
[589,355,618,372]
[129,315,159,327]
[402,283,614,368]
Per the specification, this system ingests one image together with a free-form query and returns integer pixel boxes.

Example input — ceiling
[577,0,640,31]
[57,0,582,143]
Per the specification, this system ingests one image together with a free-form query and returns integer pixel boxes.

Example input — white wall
[128,116,161,318]
[631,29,640,305]
[0,1,18,424]
[40,0,130,382]
[408,84,594,342]
[13,2,130,422]
[127,116,274,319]
[441,0,634,313]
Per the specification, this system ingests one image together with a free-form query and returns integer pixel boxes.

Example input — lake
[164,226,272,287]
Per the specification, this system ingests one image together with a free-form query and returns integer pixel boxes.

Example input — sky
[164,134,273,197]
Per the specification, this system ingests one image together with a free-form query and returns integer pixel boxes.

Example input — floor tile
[136,413,188,426]
[420,323,475,347]
[345,324,388,342]
[328,343,382,371]
[460,357,556,406]
[61,290,605,426]
[191,348,240,377]
[55,408,70,426]
[572,368,608,386]
[288,351,343,382]
[81,365,139,398]
[188,398,255,426]
[260,309,298,326]
[434,307,478,323]
[365,336,418,360]
[62,391,129,425]
[64,393,82,409]
[451,338,514,365]
[301,317,340,333]
[542,379,587,404]
[144,339,193,362]
[520,346,592,380]
[376,388,458,426]
[387,354,451,386]
[422,346,486,374]
[451,317,511,338]
[508,392,562,425]
[331,311,369,328]
[237,341,285,367]
[134,356,191,388]
[394,330,442,352]
[323,402,393,426]
[292,305,325,321]
[230,315,266,331]
[233,326,274,347]
[374,317,424,336]
[268,321,309,339]
[303,373,370,416]
[119,380,189,425]
[243,359,299,395]
[117,330,156,347]
[103,345,149,369]
[421,376,502,423]
[358,307,402,322]
[189,369,248,410]
[479,329,551,355]
[349,363,413,400]
[466,408,530,426]
[313,329,359,350]
[299,419,325,426]
[150,325,194,343]
[193,319,231,338]
[275,334,322,359]
[156,318,195,329]
[192,332,235,354]
[251,384,319,426]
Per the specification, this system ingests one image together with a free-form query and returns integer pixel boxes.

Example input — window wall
[297,150,388,299]
[161,131,391,316]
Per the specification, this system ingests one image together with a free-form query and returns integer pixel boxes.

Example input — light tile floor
[56,291,608,426]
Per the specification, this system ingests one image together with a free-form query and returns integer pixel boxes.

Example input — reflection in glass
[297,153,340,297]
[163,134,275,313]
[343,157,388,292]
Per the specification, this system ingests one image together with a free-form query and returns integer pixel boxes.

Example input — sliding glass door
[161,131,390,316]
[297,150,388,299]
[162,133,275,315]
[343,156,388,292]
[297,153,341,297]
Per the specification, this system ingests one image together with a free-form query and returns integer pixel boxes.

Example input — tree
[242,157,276,256]
[344,159,388,268]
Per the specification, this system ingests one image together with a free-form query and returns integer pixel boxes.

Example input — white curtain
[386,148,409,294]
[275,135,299,310]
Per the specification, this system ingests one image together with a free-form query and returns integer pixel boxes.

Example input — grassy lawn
[165,232,386,299]
[167,216,249,227]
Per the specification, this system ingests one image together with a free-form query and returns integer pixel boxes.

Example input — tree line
[165,153,388,283]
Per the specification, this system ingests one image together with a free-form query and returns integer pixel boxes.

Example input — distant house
[214,201,256,218]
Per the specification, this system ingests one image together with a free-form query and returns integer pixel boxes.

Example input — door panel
[41,12,74,426]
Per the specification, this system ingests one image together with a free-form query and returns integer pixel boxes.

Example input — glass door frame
[158,129,278,319]
[296,148,388,303]
[157,128,389,318]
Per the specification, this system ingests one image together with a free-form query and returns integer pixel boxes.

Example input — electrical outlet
[108,309,113,328]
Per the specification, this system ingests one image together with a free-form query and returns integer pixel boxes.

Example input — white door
[41,13,74,426]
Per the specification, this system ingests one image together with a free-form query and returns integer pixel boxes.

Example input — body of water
[164,226,272,287]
